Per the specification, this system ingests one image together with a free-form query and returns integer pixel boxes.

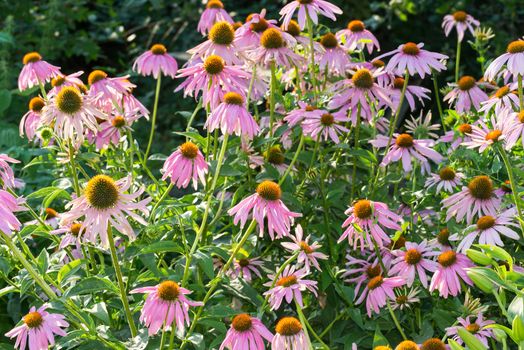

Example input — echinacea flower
[235,9,279,49]
[370,133,443,174]
[377,42,448,78]
[18,52,60,91]
[271,317,309,350]
[0,154,19,189]
[51,222,84,251]
[20,97,45,141]
[429,250,473,298]
[442,11,480,42]
[279,0,342,31]
[505,110,524,148]
[336,20,380,54]
[198,0,233,35]
[162,142,208,190]
[479,85,519,114]
[206,92,259,138]
[220,313,273,350]
[485,40,524,81]
[189,21,242,65]
[443,76,489,113]
[133,44,179,79]
[339,199,402,251]
[439,123,475,152]
[389,240,439,288]
[390,287,421,310]
[446,313,495,346]
[395,341,419,350]
[342,253,383,299]
[404,111,440,139]
[281,224,328,272]
[355,275,405,316]
[87,70,134,111]
[420,338,447,350]
[264,265,318,310]
[48,71,84,97]
[301,111,349,143]
[450,207,519,252]
[461,114,515,151]
[317,32,350,75]
[231,257,264,282]
[60,175,151,247]
[425,167,465,193]
[387,77,431,112]
[284,102,325,127]
[252,28,304,68]
[130,281,203,335]
[93,111,141,150]
[0,190,25,237]
[5,305,68,350]
[228,180,301,240]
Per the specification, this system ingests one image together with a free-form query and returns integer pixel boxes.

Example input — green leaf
[58,259,86,283]
[65,276,119,297]
[139,241,184,255]
[194,251,214,279]
[457,327,488,350]
[372,324,388,347]
[36,249,49,274]
[0,89,12,114]
[447,339,465,350]
[86,302,110,324]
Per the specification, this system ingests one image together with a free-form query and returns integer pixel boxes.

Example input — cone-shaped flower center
[206,0,223,9]
[518,111,524,123]
[88,70,108,85]
[209,21,235,45]
[421,338,447,350]
[223,91,244,105]
[352,69,374,89]
[237,258,250,267]
[402,42,420,56]
[299,241,314,254]
[391,235,406,249]
[396,295,408,305]
[320,32,338,48]
[231,314,253,332]
[468,175,493,200]
[203,55,225,75]
[71,223,83,236]
[51,75,65,87]
[261,28,284,49]
[485,129,502,142]
[112,115,126,128]
[366,264,381,278]
[354,199,373,219]
[45,207,58,219]
[395,133,414,148]
[507,40,524,54]
[23,52,42,64]
[466,323,480,333]
[452,11,467,22]
[396,340,419,350]
[438,228,450,246]
[393,77,405,89]
[321,113,335,126]
[348,20,365,32]
[179,142,199,159]
[56,87,83,115]
[458,123,472,134]
[275,317,302,336]
[246,14,269,33]
[256,180,281,201]
[305,105,316,112]
[29,97,45,112]
[158,281,180,301]
[439,167,456,181]
[298,0,313,4]
[404,249,422,265]
[372,59,385,68]
[85,175,119,210]
[23,311,43,328]
[494,86,510,98]
[438,251,457,267]
[458,76,476,91]
[265,145,285,165]
[367,276,384,290]
[285,20,301,37]
[277,275,298,287]
[476,215,496,230]
[150,44,167,55]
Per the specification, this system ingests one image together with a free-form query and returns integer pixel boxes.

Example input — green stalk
[386,300,407,340]
[144,75,162,162]
[518,74,523,111]
[269,61,277,140]
[246,65,257,104]
[150,183,174,223]
[68,141,81,195]
[386,71,410,149]
[295,300,313,350]
[350,104,361,202]
[432,71,446,132]
[38,81,48,100]
[279,134,305,185]
[497,144,524,235]
[305,9,318,99]
[185,99,203,141]
[455,37,461,83]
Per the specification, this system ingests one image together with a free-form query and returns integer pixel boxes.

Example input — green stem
[432,71,446,132]
[386,71,410,149]
[279,134,305,185]
[246,65,257,104]
[68,141,81,195]
[150,183,174,223]
[269,61,277,141]
[38,81,48,100]
[351,104,361,202]
[167,319,177,350]
[144,75,162,162]
[497,144,524,236]
[185,99,203,140]
[455,37,461,83]
[386,300,407,340]
[106,226,137,337]
[318,311,346,338]
[295,300,313,350]
[518,74,523,111]
[305,9,318,99]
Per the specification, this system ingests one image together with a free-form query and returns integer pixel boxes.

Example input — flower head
[336,19,380,53]
[189,21,243,65]
[461,114,515,151]
[281,224,328,272]
[389,240,439,288]
[429,250,473,298]
[442,11,480,42]
[279,0,342,30]
[0,154,20,189]
[206,92,259,138]
[198,0,234,35]
[356,274,405,316]
[485,39,524,80]
[252,28,305,68]
[446,313,495,346]
[0,190,26,237]
[271,316,310,350]
[317,32,350,75]
[162,142,209,189]
[133,44,178,78]
[264,265,318,310]
[20,97,45,141]
[301,111,349,143]
[18,52,61,91]
[425,167,465,193]
[220,314,273,350]
[231,257,264,282]
[444,76,489,113]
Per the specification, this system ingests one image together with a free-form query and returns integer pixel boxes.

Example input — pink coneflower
[336,20,380,53]
[386,77,431,112]
[328,68,391,124]
[338,199,402,251]
[20,97,45,141]
[0,154,19,189]
[429,250,473,298]
[228,181,301,240]
[130,281,203,335]
[404,111,440,140]
[485,40,524,81]
[40,86,104,145]
[279,0,342,30]
[442,11,480,42]
[123,91,149,119]
[425,167,465,193]
[161,142,208,190]
[133,44,178,79]
[342,254,383,299]
[235,10,279,49]
[220,313,273,350]
[479,85,519,114]
[206,92,259,139]
[48,71,84,97]
[87,70,134,107]
[94,111,140,150]
[377,42,448,78]
[284,102,325,128]
[317,32,350,75]
[60,175,150,248]
[439,123,475,152]
[272,317,309,350]
[251,28,304,68]
[232,257,264,282]
[175,55,250,109]
[281,224,328,272]
[282,20,321,51]
[446,313,495,347]
[189,21,242,65]
[442,175,501,223]
[390,287,421,310]
[264,265,318,310]
[389,240,438,288]
[198,0,233,35]
[505,111,524,148]
[370,133,443,174]
[356,274,405,317]
[51,222,84,251]
[301,111,349,143]
[461,115,514,151]
[18,52,60,91]
[0,190,25,237]
[444,76,489,113]
[450,207,519,252]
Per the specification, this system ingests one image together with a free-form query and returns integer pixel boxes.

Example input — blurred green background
[0,0,522,154]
